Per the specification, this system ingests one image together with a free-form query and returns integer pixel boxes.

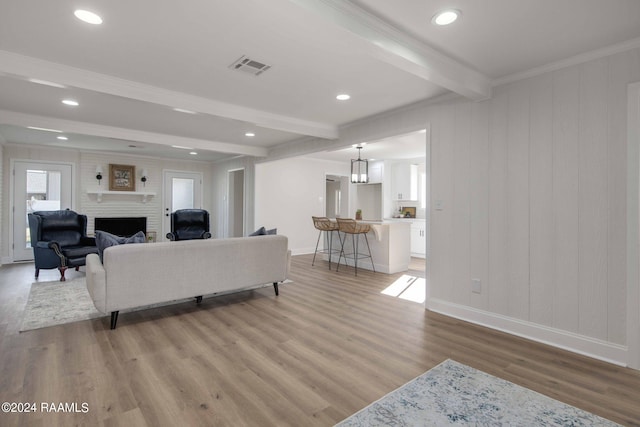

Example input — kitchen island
[327,220,411,274]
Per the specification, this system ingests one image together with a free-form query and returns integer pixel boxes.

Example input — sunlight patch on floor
[381,274,425,303]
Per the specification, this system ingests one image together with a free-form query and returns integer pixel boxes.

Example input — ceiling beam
[0,50,338,140]
[0,110,269,157]
[288,0,492,101]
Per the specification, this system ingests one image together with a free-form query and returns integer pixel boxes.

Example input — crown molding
[0,110,269,157]
[0,50,338,140]
[493,36,640,86]
[289,0,492,101]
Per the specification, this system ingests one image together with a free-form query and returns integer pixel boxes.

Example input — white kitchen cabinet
[391,162,418,200]
[410,220,426,258]
[368,161,383,183]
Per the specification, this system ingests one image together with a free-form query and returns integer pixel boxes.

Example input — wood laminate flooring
[0,256,638,426]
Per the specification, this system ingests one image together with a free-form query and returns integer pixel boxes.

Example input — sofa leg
[110,311,119,330]
[58,266,67,282]
[195,296,203,304]
[75,266,80,271]
[35,268,40,279]
[273,282,279,296]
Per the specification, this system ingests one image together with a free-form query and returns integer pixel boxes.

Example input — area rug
[335,359,620,426]
[20,278,104,332]
[20,277,293,332]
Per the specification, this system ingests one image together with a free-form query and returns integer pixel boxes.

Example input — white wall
[426,47,640,366]
[255,157,349,254]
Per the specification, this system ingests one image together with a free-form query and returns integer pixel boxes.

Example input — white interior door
[163,170,203,240]
[12,161,73,261]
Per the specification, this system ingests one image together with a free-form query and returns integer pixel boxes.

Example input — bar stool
[311,216,341,270]
[336,218,375,276]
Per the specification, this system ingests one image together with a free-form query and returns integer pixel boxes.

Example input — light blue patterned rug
[336,359,620,426]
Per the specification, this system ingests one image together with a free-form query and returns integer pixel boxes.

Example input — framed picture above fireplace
[109,164,135,191]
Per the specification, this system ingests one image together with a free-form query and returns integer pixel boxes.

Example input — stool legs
[312,229,340,270]
[336,232,375,276]
[312,230,323,267]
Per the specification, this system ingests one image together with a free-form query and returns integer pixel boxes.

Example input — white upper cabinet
[391,162,418,201]
[368,161,384,183]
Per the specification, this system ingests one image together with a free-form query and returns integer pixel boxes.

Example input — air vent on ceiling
[229,55,271,76]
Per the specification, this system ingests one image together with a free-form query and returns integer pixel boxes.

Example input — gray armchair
[28,210,99,281]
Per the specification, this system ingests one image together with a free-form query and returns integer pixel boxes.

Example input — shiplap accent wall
[427,47,640,363]
[0,144,212,260]
[79,152,162,236]
[79,152,212,239]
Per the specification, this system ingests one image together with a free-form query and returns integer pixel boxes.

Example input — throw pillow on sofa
[95,230,146,261]
[249,226,277,236]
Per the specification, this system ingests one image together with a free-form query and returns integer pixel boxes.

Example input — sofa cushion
[95,230,146,261]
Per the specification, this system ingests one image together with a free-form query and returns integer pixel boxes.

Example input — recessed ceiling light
[27,126,62,133]
[74,9,103,25]
[28,78,66,88]
[245,132,255,137]
[57,136,68,140]
[336,94,351,101]
[189,152,198,155]
[432,9,461,26]
[62,99,79,106]
[173,108,197,114]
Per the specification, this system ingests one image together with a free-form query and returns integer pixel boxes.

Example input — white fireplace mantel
[86,189,156,203]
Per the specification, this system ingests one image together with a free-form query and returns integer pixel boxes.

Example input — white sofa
[85,235,290,329]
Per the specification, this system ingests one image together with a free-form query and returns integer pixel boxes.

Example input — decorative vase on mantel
[355,210,362,220]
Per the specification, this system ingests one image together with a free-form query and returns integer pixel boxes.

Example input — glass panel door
[13,161,73,261]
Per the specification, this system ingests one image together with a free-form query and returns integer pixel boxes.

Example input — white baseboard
[426,298,629,367]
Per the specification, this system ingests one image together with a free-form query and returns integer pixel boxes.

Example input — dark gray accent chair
[166,209,212,241]
[28,210,99,281]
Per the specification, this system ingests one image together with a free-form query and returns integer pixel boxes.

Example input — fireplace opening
[95,217,147,237]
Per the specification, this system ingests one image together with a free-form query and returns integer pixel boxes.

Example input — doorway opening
[162,170,203,240]
[227,168,245,237]
[325,174,349,218]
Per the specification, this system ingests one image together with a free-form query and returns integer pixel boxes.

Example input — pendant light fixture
[351,145,369,183]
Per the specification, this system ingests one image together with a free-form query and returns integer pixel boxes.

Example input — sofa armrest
[86,253,107,314]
